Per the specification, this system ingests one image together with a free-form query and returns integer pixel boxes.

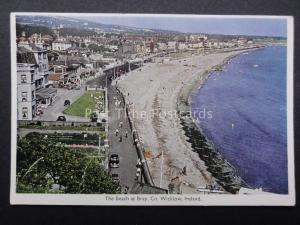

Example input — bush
[17,133,120,194]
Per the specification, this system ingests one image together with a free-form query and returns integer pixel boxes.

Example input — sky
[76,15,287,37]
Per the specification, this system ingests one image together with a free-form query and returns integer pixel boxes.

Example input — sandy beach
[115,49,253,193]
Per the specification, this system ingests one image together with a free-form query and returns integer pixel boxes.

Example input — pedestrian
[115,128,119,136]
[135,167,141,181]
[138,161,142,168]
[119,121,123,128]
[182,166,187,175]
[119,135,122,142]
[136,159,142,170]
[125,130,128,137]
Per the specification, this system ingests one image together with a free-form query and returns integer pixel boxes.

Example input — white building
[17,62,37,120]
[18,39,50,89]
[157,42,167,51]
[17,37,56,119]
[52,40,72,51]
[167,41,177,50]
[188,42,204,49]
[178,42,187,50]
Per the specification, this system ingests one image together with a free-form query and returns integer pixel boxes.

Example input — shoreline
[177,47,263,193]
[116,47,262,193]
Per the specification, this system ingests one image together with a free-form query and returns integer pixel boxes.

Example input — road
[35,88,89,122]
[87,75,138,192]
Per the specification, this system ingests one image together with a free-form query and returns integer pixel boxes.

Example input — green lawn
[64,91,105,117]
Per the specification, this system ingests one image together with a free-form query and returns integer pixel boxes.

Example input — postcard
[10,13,295,205]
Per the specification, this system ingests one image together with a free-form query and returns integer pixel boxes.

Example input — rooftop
[17,47,37,64]
[36,87,57,99]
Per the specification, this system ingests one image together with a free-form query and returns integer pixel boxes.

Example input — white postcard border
[10,13,295,206]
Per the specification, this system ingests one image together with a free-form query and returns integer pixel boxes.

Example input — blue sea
[191,46,288,194]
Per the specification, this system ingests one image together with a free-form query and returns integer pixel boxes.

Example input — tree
[17,132,120,194]
[80,43,86,48]
[16,24,55,37]
[87,44,109,53]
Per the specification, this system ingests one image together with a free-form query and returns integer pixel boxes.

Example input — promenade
[87,75,139,191]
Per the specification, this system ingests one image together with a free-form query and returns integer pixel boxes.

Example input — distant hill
[16,15,182,35]
[16,23,55,37]
[15,15,286,40]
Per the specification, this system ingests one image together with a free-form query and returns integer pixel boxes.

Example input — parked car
[56,116,66,121]
[64,100,70,106]
[111,173,120,183]
[109,154,119,168]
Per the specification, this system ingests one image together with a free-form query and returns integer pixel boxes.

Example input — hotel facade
[17,37,56,120]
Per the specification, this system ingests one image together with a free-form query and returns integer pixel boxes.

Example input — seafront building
[15,25,258,122]
[16,59,37,120]
[17,36,57,120]
[52,40,72,51]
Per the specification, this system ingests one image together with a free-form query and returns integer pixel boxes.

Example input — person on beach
[182,166,187,175]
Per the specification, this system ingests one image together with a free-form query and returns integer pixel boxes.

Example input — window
[43,53,47,59]
[39,64,42,73]
[31,74,34,83]
[38,53,42,61]
[31,91,34,100]
[21,92,27,102]
[21,74,26,83]
[22,107,28,119]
